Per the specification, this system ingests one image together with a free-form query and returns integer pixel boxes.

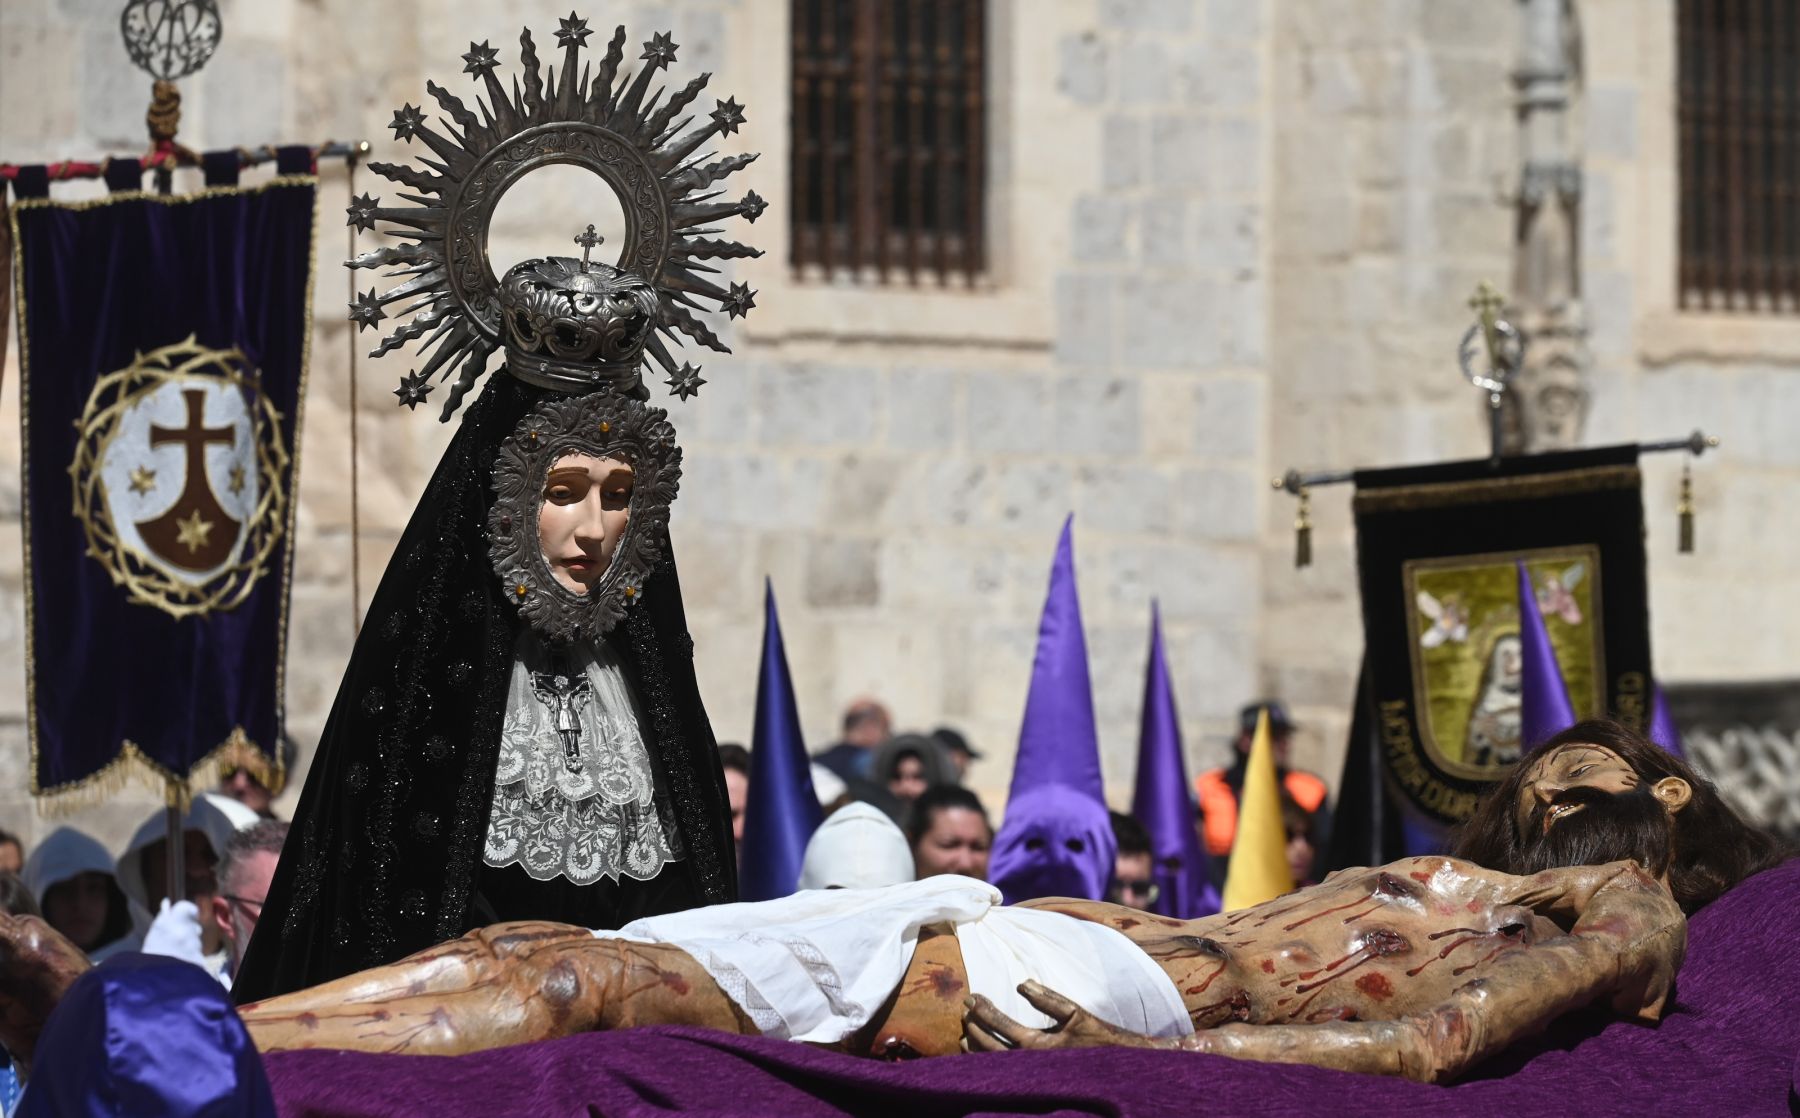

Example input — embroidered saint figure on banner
[1404,547,1602,774]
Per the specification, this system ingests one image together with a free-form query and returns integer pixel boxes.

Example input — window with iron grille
[1677,0,1800,311]
[790,0,986,285]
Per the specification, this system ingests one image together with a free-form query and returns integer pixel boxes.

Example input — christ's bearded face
[1513,744,1642,836]
[1507,742,1690,880]
[537,453,633,594]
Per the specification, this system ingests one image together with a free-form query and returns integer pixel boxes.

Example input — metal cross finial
[1468,280,1507,369]
[574,223,603,271]
[1457,280,1525,461]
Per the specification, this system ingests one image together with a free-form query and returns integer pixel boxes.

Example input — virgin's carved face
[537,453,633,594]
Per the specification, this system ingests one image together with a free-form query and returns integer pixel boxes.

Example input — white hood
[22,826,139,960]
[114,793,260,916]
[797,802,916,891]
[22,826,116,908]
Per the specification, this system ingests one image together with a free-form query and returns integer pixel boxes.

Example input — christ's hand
[962,980,1164,1053]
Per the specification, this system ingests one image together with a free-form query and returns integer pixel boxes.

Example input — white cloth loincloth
[595,875,1192,1044]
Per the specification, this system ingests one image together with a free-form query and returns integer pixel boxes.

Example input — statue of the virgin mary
[234,14,763,1001]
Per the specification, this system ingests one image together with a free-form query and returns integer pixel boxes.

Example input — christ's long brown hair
[1451,719,1790,913]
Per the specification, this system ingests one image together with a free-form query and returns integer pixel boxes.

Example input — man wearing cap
[930,727,982,781]
[1194,701,1330,889]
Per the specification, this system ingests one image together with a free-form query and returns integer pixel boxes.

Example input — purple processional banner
[8,152,315,803]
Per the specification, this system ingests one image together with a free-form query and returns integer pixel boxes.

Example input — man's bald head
[842,698,892,748]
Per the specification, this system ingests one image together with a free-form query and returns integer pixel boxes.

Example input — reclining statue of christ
[0,721,1787,1085]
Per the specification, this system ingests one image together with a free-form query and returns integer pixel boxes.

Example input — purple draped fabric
[1130,605,1219,918]
[267,857,1800,1117]
[738,581,823,901]
[26,953,276,1118]
[1517,561,1577,753]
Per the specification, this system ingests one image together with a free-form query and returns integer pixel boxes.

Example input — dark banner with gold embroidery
[1343,446,1653,845]
[9,163,315,803]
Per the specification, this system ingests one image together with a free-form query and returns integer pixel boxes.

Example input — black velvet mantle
[233,374,736,1003]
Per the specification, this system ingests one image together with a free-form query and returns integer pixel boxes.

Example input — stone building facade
[0,0,1794,850]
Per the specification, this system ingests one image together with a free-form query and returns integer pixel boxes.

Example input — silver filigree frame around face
[488,391,681,643]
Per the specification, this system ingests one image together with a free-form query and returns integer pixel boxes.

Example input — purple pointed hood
[1130,604,1219,917]
[1003,517,1106,804]
[1518,560,1577,753]
[738,580,824,900]
[988,517,1113,902]
[1649,683,1687,757]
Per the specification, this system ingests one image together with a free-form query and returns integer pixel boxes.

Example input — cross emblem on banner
[135,388,240,571]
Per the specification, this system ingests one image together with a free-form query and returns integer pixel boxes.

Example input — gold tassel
[1295,487,1313,569]
[1677,461,1695,554]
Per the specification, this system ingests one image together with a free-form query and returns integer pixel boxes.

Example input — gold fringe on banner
[30,728,283,817]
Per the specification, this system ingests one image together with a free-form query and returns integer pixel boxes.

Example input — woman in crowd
[874,734,959,810]
[22,828,133,962]
[905,785,993,881]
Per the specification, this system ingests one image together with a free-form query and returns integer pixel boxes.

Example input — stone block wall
[1263,0,1524,783]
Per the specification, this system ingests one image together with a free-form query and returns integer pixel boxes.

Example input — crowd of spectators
[718,696,1324,901]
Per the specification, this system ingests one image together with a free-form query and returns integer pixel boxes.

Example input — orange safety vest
[1195,767,1327,857]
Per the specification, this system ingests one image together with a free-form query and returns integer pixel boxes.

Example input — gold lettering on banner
[1615,671,1648,732]
[1379,699,1479,822]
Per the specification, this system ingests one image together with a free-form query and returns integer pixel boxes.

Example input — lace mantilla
[483,634,681,885]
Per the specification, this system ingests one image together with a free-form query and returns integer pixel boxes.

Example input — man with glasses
[1105,812,1159,910]
[212,821,287,979]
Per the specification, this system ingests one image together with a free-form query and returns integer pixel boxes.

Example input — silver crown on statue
[499,226,661,394]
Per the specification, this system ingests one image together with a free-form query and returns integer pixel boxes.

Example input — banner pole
[164,778,186,905]
[347,146,365,635]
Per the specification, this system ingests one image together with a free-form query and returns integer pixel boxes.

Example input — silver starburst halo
[348,12,765,420]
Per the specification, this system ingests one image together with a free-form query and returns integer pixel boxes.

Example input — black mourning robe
[233,373,737,1003]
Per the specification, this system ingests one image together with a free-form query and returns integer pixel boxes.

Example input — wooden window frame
[790,0,986,286]
[1677,0,1800,312]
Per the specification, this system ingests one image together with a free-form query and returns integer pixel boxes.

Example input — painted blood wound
[929,967,964,998]
[1260,959,1275,973]
[660,970,690,996]
[1283,896,1375,932]
[1354,973,1393,1000]
[1453,946,1508,976]
[1407,931,1489,976]
[1183,963,1228,996]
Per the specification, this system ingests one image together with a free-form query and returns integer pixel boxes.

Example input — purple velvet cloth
[267,859,1800,1118]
